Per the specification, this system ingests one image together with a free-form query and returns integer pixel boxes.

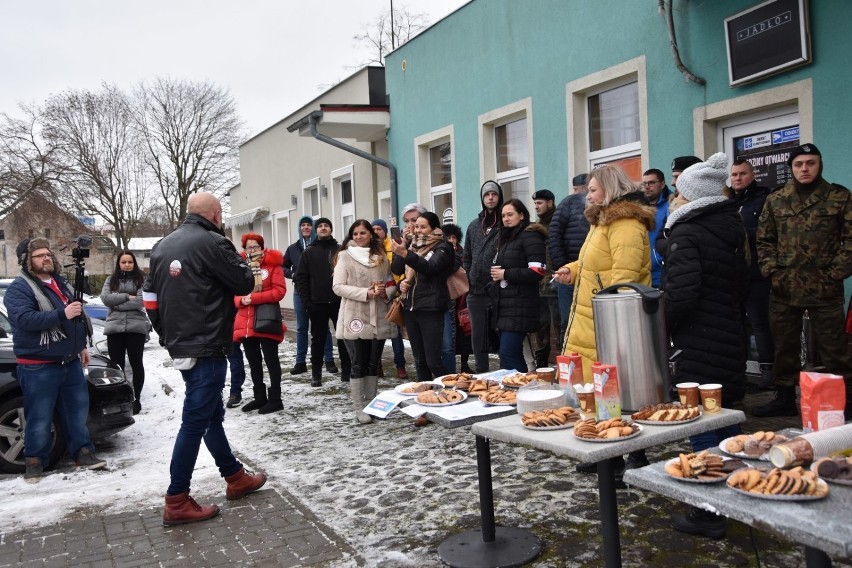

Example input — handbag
[253,302,283,335]
[385,296,406,327]
[447,267,470,300]
[456,295,472,336]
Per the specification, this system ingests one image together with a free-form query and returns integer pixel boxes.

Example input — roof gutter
[288,110,398,222]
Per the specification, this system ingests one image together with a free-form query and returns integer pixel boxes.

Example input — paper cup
[698,383,722,413]
[577,391,596,417]
[536,367,556,383]
[676,382,700,408]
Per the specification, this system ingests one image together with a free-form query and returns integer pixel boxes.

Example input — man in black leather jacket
[144,192,267,526]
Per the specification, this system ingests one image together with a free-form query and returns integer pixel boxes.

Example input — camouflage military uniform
[756,178,852,404]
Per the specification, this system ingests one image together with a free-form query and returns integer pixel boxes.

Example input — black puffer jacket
[731,180,770,281]
[662,199,749,404]
[293,237,340,307]
[144,213,254,358]
[464,182,504,294]
[492,223,547,333]
[395,240,454,312]
[548,192,591,269]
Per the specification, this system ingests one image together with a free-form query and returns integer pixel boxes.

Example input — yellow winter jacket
[562,195,655,382]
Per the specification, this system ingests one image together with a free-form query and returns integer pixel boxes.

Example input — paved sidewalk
[0,485,357,568]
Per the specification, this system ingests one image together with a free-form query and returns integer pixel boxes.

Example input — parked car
[0,305,135,473]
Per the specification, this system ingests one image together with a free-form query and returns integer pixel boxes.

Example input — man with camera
[3,237,106,483]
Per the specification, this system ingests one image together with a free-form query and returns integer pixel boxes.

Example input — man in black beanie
[3,237,105,482]
[294,217,352,386]
[754,144,852,418]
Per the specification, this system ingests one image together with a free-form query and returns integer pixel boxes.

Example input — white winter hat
[676,152,729,202]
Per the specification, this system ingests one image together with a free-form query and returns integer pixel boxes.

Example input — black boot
[625,450,649,470]
[757,363,775,391]
[241,385,267,412]
[752,386,797,417]
[671,506,727,539]
[289,362,307,375]
[258,386,283,414]
[311,358,323,387]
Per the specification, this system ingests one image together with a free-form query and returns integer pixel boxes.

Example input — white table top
[470,409,745,463]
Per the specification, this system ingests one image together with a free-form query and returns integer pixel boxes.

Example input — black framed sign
[725,0,811,87]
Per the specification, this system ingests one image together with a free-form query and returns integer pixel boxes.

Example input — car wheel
[0,395,65,474]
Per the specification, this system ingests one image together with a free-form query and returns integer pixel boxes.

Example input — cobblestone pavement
[1,329,850,567]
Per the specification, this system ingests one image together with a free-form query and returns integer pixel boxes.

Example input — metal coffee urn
[592,283,670,411]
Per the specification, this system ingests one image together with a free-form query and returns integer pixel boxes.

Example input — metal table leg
[437,435,543,568]
[805,546,833,568]
[597,457,622,568]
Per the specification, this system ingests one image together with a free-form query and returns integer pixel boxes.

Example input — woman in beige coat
[333,220,397,424]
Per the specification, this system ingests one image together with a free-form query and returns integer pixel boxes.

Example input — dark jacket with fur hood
[492,222,547,333]
[663,199,749,404]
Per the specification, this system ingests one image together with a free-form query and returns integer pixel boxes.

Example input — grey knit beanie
[675,153,729,202]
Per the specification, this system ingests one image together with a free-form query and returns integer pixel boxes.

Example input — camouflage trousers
[528,295,560,368]
[769,299,851,411]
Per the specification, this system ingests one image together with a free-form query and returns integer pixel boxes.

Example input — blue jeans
[19,359,94,466]
[169,357,242,495]
[227,342,246,396]
[391,327,406,368]
[499,331,528,373]
[294,293,334,363]
[441,308,456,373]
[690,424,743,452]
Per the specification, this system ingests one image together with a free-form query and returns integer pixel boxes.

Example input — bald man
[144,191,268,526]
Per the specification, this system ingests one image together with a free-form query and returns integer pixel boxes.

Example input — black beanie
[315,217,333,231]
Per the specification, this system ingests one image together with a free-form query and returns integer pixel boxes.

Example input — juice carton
[556,353,585,389]
[592,362,621,420]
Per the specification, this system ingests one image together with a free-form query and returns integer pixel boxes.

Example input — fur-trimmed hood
[585,192,656,231]
[525,222,548,238]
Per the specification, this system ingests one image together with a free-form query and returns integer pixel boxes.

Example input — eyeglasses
[245,245,261,251]
[31,253,52,260]
[641,181,661,187]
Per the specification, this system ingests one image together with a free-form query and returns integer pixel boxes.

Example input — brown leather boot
[225,467,268,500]
[162,492,219,526]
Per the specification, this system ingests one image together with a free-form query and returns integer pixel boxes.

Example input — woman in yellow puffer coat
[554,166,656,382]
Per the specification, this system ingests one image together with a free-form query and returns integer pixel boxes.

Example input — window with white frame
[479,99,533,208]
[494,117,530,203]
[567,57,648,182]
[429,141,453,221]
[340,179,354,231]
[302,180,320,218]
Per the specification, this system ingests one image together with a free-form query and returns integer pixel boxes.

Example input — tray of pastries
[395,381,441,396]
[632,403,701,425]
[664,451,746,483]
[811,456,852,486]
[415,389,468,407]
[501,372,539,389]
[466,379,503,396]
[438,372,475,389]
[726,466,829,500]
[573,418,641,442]
[479,389,518,406]
[521,406,580,430]
[719,431,788,461]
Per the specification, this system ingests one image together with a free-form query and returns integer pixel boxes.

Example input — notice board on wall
[725,0,811,87]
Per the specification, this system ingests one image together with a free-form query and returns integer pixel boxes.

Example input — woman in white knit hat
[662,152,749,538]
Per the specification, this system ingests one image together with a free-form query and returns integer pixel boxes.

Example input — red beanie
[240,232,264,249]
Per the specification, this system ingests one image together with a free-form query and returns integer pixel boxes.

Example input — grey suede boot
[364,375,379,403]
[350,378,373,424]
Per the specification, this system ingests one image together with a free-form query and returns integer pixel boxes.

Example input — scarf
[247,251,263,292]
[19,269,68,346]
[403,229,444,289]
[346,246,379,268]
[665,196,729,229]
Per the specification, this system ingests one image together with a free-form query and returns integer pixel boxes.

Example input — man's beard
[32,262,53,276]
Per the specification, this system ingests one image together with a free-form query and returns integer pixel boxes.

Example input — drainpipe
[302,110,399,222]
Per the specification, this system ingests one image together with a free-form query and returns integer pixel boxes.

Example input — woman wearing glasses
[233,233,286,414]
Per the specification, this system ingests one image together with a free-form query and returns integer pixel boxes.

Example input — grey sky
[0,0,467,138]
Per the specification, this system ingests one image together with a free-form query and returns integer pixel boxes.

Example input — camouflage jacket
[756,178,851,306]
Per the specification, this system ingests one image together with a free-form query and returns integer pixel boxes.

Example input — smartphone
[390,226,402,242]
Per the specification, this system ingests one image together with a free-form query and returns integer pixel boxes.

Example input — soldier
[530,189,557,367]
[754,144,851,418]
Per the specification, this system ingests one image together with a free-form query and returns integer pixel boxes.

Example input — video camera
[71,235,92,260]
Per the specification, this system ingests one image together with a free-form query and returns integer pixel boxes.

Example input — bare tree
[353,5,429,66]
[0,105,61,219]
[134,78,244,230]
[41,84,151,249]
